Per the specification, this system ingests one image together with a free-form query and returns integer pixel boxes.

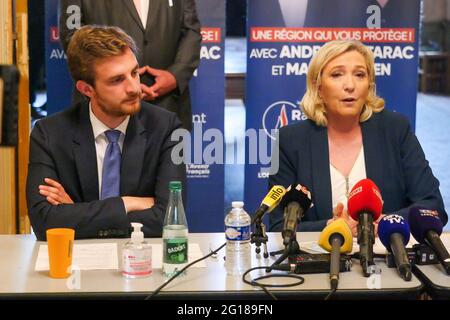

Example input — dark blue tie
[101,130,121,199]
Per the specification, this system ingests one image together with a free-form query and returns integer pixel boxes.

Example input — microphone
[378,215,412,281]
[347,178,383,277]
[318,219,353,290]
[409,207,450,275]
[280,184,312,246]
[251,185,286,224]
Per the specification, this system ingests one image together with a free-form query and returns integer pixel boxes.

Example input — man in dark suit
[26,25,186,241]
[59,0,201,131]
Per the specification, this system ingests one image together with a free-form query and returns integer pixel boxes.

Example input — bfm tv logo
[262,101,306,140]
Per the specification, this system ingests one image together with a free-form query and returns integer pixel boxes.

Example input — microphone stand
[266,233,305,272]
[357,212,376,277]
[251,219,269,258]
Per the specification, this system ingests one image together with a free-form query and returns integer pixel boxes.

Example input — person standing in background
[59,0,202,131]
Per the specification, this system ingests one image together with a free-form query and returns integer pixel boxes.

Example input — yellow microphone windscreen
[318,219,353,253]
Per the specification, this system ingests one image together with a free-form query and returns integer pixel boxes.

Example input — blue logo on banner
[262,100,306,140]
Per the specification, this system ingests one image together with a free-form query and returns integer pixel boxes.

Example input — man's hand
[39,178,74,205]
[122,196,155,213]
[138,66,177,101]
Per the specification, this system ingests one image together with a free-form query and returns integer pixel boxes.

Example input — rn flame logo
[262,101,306,140]
[276,105,289,128]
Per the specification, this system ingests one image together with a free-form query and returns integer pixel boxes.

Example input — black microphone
[282,202,300,246]
[279,184,312,246]
[378,215,412,281]
[409,207,450,275]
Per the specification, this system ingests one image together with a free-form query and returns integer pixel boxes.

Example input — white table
[0,233,423,299]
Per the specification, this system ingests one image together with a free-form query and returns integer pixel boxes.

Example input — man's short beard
[99,100,140,117]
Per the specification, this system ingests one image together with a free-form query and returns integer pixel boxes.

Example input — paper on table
[35,242,206,271]
[35,243,119,271]
[299,241,329,254]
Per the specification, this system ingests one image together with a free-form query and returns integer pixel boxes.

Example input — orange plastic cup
[46,228,75,278]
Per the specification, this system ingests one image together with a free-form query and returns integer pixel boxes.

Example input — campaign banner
[187,0,226,232]
[45,0,226,232]
[245,0,421,220]
[45,0,73,115]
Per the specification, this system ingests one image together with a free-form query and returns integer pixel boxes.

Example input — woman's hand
[328,203,385,238]
[374,214,385,237]
[330,202,358,237]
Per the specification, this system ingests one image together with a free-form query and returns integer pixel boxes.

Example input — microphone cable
[324,288,337,300]
[242,266,305,300]
[144,242,226,300]
[323,253,386,301]
[351,252,387,260]
[146,240,308,300]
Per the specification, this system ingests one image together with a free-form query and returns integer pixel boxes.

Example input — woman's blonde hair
[300,40,384,126]
[67,25,138,86]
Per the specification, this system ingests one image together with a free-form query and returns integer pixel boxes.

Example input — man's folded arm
[27,195,130,241]
[127,113,187,237]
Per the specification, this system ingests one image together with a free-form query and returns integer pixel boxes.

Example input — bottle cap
[169,181,182,190]
[231,201,244,208]
[130,222,144,244]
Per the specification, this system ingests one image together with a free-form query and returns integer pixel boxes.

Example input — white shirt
[330,147,367,213]
[89,104,130,196]
[134,0,150,28]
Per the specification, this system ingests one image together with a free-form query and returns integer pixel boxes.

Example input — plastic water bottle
[224,201,251,276]
[163,181,189,277]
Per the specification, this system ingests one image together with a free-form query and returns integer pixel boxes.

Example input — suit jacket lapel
[361,116,384,190]
[120,111,147,195]
[310,125,332,220]
[73,103,99,201]
[122,0,145,31]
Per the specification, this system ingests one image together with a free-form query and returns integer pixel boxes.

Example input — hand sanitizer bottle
[122,223,152,278]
